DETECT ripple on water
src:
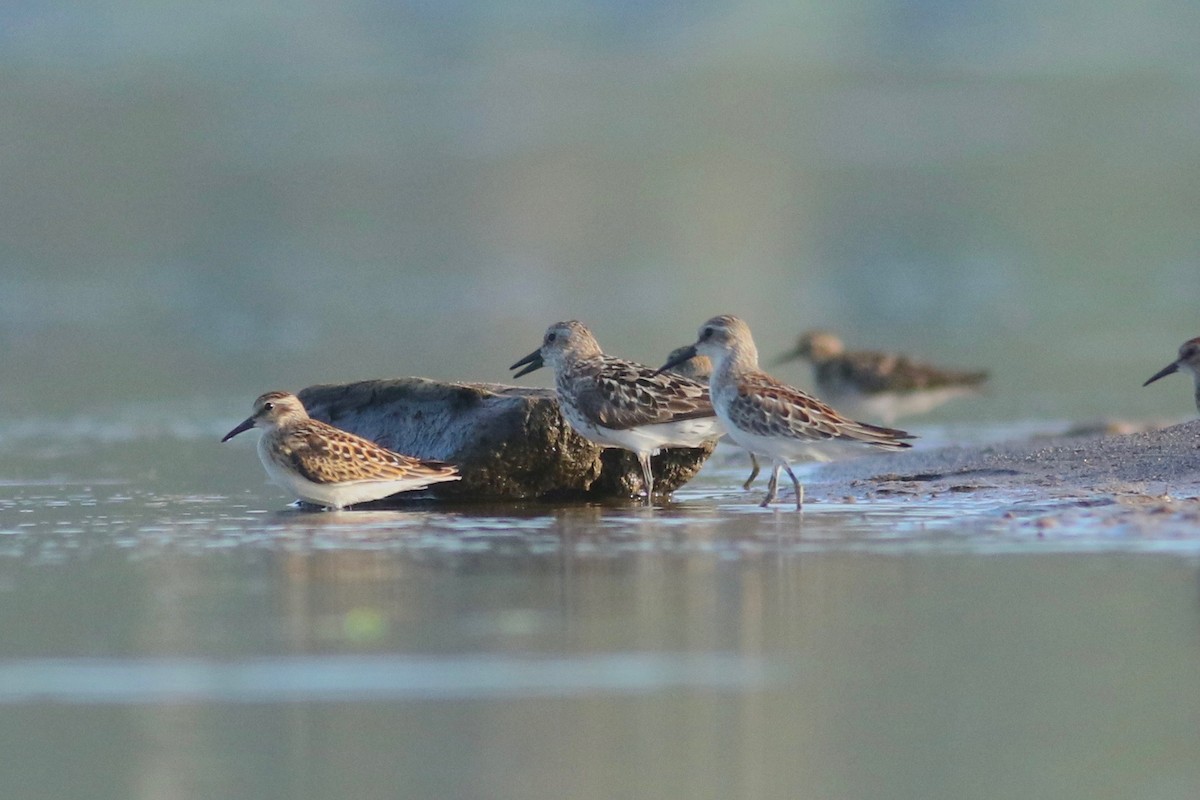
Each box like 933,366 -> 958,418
0,653 -> 782,705
3,416 -> 1200,560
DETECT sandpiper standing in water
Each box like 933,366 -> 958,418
659,316 -> 914,510
663,344 -> 762,491
773,330 -> 988,424
510,321 -> 723,503
1143,337 -> 1200,412
222,391 -> 460,509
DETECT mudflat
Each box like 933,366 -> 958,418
805,419 -> 1200,533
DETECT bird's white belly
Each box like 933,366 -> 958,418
714,405 -> 858,464
257,438 -> 450,509
596,417 -> 724,453
718,424 -> 837,463
559,401 -> 723,454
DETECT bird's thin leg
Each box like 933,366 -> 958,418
638,452 -> 654,505
761,464 -> 781,507
782,463 -> 803,510
742,453 -> 761,491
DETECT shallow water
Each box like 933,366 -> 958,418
2,416 -> 1199,800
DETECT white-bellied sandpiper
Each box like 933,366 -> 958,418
663,344 -> 762,491
660,316 -> 914,510
511,321 -> 723,503
774,330 -> 988,424
222,391 -> 460,509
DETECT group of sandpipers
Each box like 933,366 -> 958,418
221,314 -> 1200,513
223,314 -> 999,511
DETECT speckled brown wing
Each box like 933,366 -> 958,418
728,373 -> 913,448
565,355 -> 715,430
823,351 -> 988,394
277,422 -> 459,484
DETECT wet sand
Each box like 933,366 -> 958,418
806,419 -> 1200,533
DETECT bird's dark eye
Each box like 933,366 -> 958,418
546,332 -> 557,343
263,402 -> 275,411
702,327 -> 713,339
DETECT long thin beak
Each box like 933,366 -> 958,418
769,346 -> 803,368
221,416 -> 256,442
654,344 -> 698,376
1143,361 -> 1180,387
510,349 -> 545,378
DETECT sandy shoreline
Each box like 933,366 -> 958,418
804,419 -> 1200,533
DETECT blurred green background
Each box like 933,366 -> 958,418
2,1 -> 1198,420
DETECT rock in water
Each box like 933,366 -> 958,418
297,378 -> 714,501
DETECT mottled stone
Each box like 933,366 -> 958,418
297,378 -> 714,501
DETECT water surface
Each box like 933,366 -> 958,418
1,417 -> 1198,799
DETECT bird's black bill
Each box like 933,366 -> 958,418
510,349 -> 545,378
654,344 -> 698,376
1143,361 -> 1179,387
221,416 -> 255,442
768,347 -> 802,369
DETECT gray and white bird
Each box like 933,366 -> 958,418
660,316 -> 914,510
774,330 -> 988,425
662,344 -> 762,491
511,321 -> 723,503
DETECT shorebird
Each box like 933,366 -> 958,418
663,344 -> 762,491
222,391 -> 460,509
510,321 -> 723,503
661,345 -> 712,383
773,330 -> 988,424
1143,337 -> 1200,412
659,315 -> 914,510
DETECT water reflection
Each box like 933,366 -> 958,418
2,455 -> 1198,563
0,653 -> 777,704
2,414 -> 1200,798
1,524 -> 1198,800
